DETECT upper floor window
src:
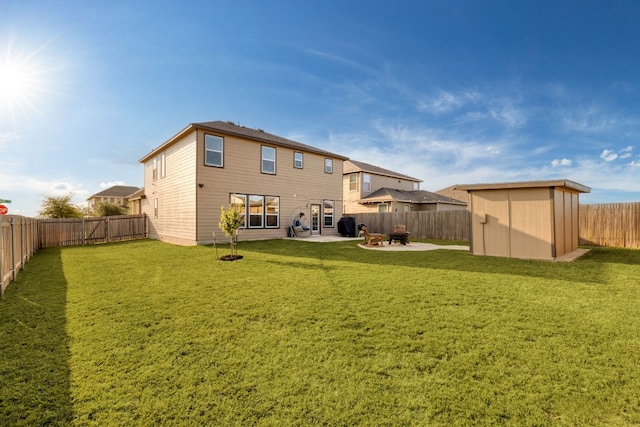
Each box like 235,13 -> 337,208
262,146 -> 276,174
205,135 -> 224,167
160,152 -> 166,178
294,152 -> 303,169
152,158 -> 158,181
349,174 -> 357,191
324,158 -> 333,174
363,174 -> 371,192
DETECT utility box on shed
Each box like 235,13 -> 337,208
455,180 -> 590,261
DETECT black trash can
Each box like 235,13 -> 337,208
338,217 -> 356,237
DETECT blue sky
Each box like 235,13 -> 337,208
2,1 -> 640,216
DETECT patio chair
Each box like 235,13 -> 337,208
292,213 -> 310,237
361,225 -> 385,247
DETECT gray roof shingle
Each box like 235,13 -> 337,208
360,187 -> 466,205
88,185 -> 141,200
344,160 -> 421,182
140,121 -> 348,162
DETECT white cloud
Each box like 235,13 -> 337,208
417,90 -> 483,114
620,146 -> 634,159
600,149 -> 618,162
100,181 -> 126,188
630,161 -> 640,168
551,158 -> 572,167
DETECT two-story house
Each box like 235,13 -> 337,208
138,121 -> 348,245
87,185 -> 141,212
343,160 -> 466,214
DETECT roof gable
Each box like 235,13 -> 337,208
344,160 -> 422,182
140,120 -> 348,162
360,187 -> 466,205
88,185 -> 141,200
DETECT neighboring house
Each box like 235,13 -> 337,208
87,185 -> 141,212
343,160 -> 465,213
127,188 -> 146,214
138,121 -> 348,245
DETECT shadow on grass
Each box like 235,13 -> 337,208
243,240 -> 626,285
0,248 -> 73,425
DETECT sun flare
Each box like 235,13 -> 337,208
0,58 -> 38,105
0,40 -> 58,121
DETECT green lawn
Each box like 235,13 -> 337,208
1,239 -> 640,426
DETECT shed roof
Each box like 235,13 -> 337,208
360,187 -> 466,205
454,179 -> 591,194
344,160 -> 422,182
88,185 -> 141,200
140,120 -> 348,162
435,185 -> 469,203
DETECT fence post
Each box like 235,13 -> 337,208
0,219 -> 4,299
10,217 -> 15,284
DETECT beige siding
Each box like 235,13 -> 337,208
467,184 -> 585,260
142,131 -> 198,245
554,189 -> 580,256
343,171 -> 417,212
509,188 -> 553,260
469,190 -> 510,257
195,130 -> 344,243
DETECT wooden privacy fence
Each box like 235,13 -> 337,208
38,214 -> 148,248
0,216 -> 39,296
579,202 -> 640,248
353,210 -> 470,241
1,214 -> 147,293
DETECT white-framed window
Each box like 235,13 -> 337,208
249,195 -> 264,228
363,174 -> 371,192
154,198 -> 159,218
230,194 -> 280,229
378,203 -> 388,213
160,152 -> 166,178
230,194 -> 247,228
294,152 -> 303,169
413,182 -> 419,190
324,158 -> 333,174
265,196 -> 279,228
205,134 -> 224,167
323,200 -> 334,227
262,146 -> 276,174
152,158 -> 158,181
349,174 -> 357,191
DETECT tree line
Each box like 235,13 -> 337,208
39,194 -> 129,218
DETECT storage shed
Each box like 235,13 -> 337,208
455,180 -> 591,261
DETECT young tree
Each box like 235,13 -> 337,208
93,202 -> 127,217
218,205 -> 243,259
38,194 -> 83,218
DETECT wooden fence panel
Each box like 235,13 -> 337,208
1,216 -> 39,296
37,215 -> 147,248
580,202 -> 640,248
352,210 -> 470,241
